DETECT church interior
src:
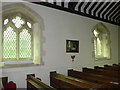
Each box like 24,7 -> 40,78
0,0 -> 120,89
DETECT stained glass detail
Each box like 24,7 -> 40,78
3,26 -> 16,58
20,29 -> 31,58
4,19 -> 9,25
12,16 -> 25,28
27,22 -> 32,28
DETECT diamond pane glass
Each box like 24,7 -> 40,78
4,19 -> 9,25
20,29 -> 32,58
27,22 -> 32,28
12,16 -> 25,28
3,26 -> 16,58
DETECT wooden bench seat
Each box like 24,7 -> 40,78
50,71 -> 118,89
27,74 -> 56,90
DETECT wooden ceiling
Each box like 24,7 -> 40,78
28,0 -> 120,25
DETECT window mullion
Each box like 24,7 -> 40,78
16,29 -> 19,60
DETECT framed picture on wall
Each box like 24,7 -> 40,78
66,40 -> 79,53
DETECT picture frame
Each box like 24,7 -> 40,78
66,40 -> 79,53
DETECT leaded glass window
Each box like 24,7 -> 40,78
3,26 -> 17,59
93,23 -> 111,60
19,29 -> 32,58
2,14 -> 33,61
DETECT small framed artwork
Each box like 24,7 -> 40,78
66,40 -> 79,53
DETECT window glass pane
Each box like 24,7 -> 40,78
4,19 -> 9,25
97,38 -> 101,56
3,26 -> 17,58
19,29 -> 32,58
12,16 -> 25,28
93,23 -> 111,60
27,22 -> 32,28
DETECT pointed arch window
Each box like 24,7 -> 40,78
93,23 -> 111,60
3,14 -> 33,61
0,3 -> 42,67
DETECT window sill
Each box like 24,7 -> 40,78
1,61 -> 40,68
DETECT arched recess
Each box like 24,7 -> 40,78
93,23 -> 111,60
0,3 -> 44,66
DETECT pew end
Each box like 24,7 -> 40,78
82,67 -> 88,72
104,65 -> 109,67
2,77 -> 8,86
50,71 -> 57,75
94,66 -> 99,69
113,64 -> 117,66
1,77 -> 16,89
27,74 -> 35,79
68,69 -> 74,75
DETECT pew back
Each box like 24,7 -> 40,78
83,67 -> 119,78
68,69 -> 120,87
50,71 -> 117,89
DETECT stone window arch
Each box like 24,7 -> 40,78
93,23 -> 111,60
0,3 -> 43,66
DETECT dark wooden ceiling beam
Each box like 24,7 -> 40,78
109,5 -> 120,21
68,1 -> 79,10
53,0 -> 56,5
117,17 -> 120,24
106,2 -> 119,20
115,14 -> 120,23
112,10 -> 120,23
78,2 -> 84,12
84,2 -> 92,14
102,2 -> 115,19
61,2 -> 64,7
89,2 -> 98,15
97,2 -> 110,18
93,2 -> 104,16
31,2 -> 119,25
61,0 -> 65,7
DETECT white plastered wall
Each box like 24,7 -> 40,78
1,1 -> 119,88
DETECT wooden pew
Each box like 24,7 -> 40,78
94,66 -> 119,71
113,64 -> 117,66
104,64 -> 120,67
1,77 -> 16,89
2,77 -> 8,86
0,77 -> 8,89
83,67 -> 120,79
50,71 -> 118,89
68,69 -> 120,87
27,74 -> 56,90
104,65 -> 120,71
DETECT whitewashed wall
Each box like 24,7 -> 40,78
1,1 -> 119,88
